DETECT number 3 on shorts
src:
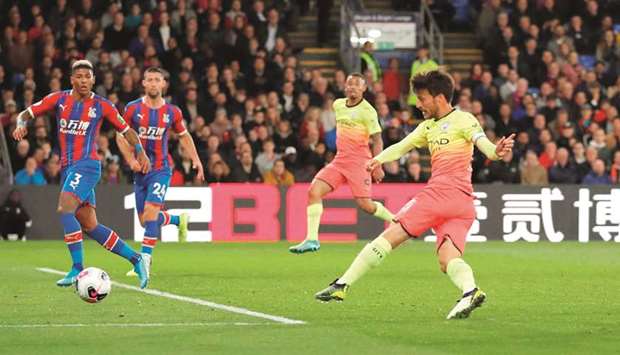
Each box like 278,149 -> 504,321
153,182 -> 167,201
69,173 -> 82,190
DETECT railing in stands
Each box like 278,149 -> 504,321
0,122 -> 14,186
419,1 -> 444,65
340,0 -> 363,73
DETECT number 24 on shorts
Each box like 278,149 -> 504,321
153,183 -> 167,200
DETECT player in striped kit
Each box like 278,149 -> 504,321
12,60 -> 151,288
117,67 -> 204,278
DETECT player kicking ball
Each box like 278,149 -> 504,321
117,67 -> 204,278
289,73 -> 394,254
315,71 -> 515,319
12,60 -> 151,288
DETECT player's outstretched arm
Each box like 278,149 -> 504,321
12,109 -> 34,141
179,133 -> 204,182
115,133 -> 141,172
366,128 -> 426,172
474,133 -> 515,160
123,128 -> 151,174
12,92 -> 60,141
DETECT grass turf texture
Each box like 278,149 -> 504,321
0,241 -> 618,355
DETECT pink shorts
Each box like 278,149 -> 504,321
314,160 -> 371,198
394,186 -> 475,253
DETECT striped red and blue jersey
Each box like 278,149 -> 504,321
28,90 -> 129,167
123,97 -> 188,171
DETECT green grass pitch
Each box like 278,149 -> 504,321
1,240 -> 619,354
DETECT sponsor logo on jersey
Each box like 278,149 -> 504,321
139,126 -> 165,140
59,119 -> 90,135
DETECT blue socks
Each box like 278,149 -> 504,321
87,224 -> 141,265
61,213 -> 83,271
158,211 -> 180,226
142,220 -> 160,255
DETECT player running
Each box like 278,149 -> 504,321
289,73 -> 394,254
314,70 -> 515,319
117,67 -> 204,278
12,60 -> 151,288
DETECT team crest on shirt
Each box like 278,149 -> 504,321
163,113 -> 170,123
88,107 -> 97,118
440,122 -> 449,132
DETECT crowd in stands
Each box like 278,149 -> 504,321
0,0 -> 619,187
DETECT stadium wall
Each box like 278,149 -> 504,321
15,184 -> 620,243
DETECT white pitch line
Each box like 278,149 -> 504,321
36,267 -> 306,325
0,322 -> 272,329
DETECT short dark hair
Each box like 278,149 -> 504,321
411,70 -> 454,102
144,66 -> 168,80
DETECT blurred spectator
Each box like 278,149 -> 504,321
207,159 -> 231,184
360,41 -> 382,83
104,11 -> 130,51
10,139 -> 30,173
263,159 -> 295,186
583,158 -> 612,185
520,150 -> 549,185
255,140 -> 280,174
407,46 -> 439,110
101,156 -> 123,184
477,0 -> 502,45
0,190 -> 31,241
539,141 -> 557,170
15,157 -> 46,185
7,31 -> 34,74
488,151 -> 520,183
43,155 -> 61,185
549,147 -> 578,183
231,151 -> 262,182
405,160 -> 428,183
573,142 -> 590,181
609,150 -> 620,183
382,161 -> 405,182
589,128 -> 612,163
382,58 -> 405,109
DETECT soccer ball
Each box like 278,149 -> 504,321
75,267 -> 112,303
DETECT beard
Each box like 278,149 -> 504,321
147,91 -> 161,99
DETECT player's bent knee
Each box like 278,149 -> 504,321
76,211 -> 97,232
80,220 -> 98,232
308,186 -> 323,202
142,203 -> 161,221
58,193 -> 79,214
